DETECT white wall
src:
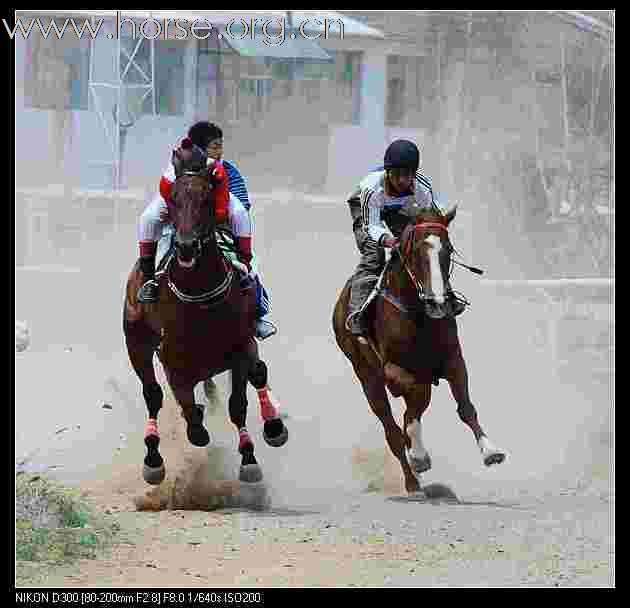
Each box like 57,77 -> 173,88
326,125 -> 429,196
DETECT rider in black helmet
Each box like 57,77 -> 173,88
345,139 -> 466,339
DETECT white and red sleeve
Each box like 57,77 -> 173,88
159,163 -> 176,211
228,194 -> 253,267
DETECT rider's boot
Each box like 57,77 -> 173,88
138,255 -> 160,303
346,277 -> 373,343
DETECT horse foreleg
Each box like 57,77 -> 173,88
230,354 -> 263,483
402,381 -> 433,477
359,372 -> 420,494
445,358 -> 506,467
124,319 -> 165,485
246,340 -> 288,448
171,382 -> 210,447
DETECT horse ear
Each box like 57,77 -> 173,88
444,202 -> 458,225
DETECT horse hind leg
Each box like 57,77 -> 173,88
248,358 -> 288,448
230,355 -> 263,483
446,359 -> 507,467
123,318 -> 165,485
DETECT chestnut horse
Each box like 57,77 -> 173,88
123,151 -> 288,486
333,203 -> 506,495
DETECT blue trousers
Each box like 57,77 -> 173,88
255,275 -> 270,319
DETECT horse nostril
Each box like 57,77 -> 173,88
425,300 -> 446,319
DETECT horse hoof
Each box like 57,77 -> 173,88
405,490 -> 428,502
239,464 -> 263,483
187,425 -> 210,447
143,463 -> 165,485
407,449 -> 432,474
263,419 -> 288,447
484,451 -> 506,467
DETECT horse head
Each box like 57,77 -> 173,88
170,143 -> 216,269
399,202 -> 457,319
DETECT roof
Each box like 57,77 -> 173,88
343,10 -> 613,40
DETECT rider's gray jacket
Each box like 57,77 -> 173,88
347,170 -> 446,245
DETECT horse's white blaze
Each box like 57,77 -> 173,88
425,234 -> 445,304
407,419 -> 428,459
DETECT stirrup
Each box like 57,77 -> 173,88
256,319 -> 277,340
138,279 -> 159,303
448,292 -> 467,317
346,310 -> 368,337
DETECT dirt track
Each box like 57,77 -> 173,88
15,202 -> 614,588
17,367 -> 614,588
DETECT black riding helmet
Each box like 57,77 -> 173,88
384,139 -> 420,173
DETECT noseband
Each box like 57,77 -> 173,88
398,221 -> 452,301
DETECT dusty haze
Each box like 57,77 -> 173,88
14,11 -> 613,515
14,166 -> 613,509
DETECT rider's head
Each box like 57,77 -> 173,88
188,121 -> 224,160
384,139 -> 420,196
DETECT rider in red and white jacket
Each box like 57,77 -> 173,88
136,122 -> 276,340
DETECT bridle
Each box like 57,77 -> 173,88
166,171 -> 235,306
396,221 -> 453,302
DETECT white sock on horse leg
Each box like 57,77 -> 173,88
407,419 -> 428,459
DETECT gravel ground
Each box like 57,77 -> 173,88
20,376 -> 613,589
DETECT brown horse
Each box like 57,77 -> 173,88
333,203 -> 506,495
123,151 -> 288,486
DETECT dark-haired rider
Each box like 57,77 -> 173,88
136,121 -> 276,340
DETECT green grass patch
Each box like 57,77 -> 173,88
15,473 -> 120,586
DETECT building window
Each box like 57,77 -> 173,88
386,55 -> 436,129
334,50 -> 362,125
154,41 -> 186,115
196,37 -> 241,123
24,34 -> 90,110
194,40 -> 359,126
120,37 -> 186,117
